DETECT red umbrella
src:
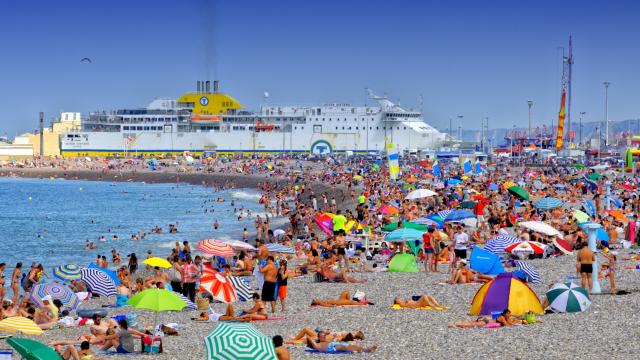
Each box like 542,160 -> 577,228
553,238 -> 573,255
505,241 -> 547,255
197,239 -> 234,257
199,265 -> 238,303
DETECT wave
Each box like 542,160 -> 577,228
230,190 -> 262,201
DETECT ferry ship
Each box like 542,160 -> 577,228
61,81 -> 449,157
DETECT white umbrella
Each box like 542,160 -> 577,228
223,240 -> 256,252
405,189 -> 437,200
519,221 -> 562,237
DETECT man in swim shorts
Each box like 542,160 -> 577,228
260,256 -> 278,313
577,243 -> 595,293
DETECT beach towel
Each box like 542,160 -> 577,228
390,304 -> 448,311
310,303 -> 370,308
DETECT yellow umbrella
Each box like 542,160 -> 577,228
143,257 -> 172,269
503,181 -> 516,189
353,175 -> 363,180
0,316 -> 43,335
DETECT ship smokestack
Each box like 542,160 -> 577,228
213,80 -> 219,93
196,81 -> 201,93
205,81 -> 210,93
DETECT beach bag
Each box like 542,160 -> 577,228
353,290 -> 366,301
525,312 -> 537,324
196,297 -> 210,310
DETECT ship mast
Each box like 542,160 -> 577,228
565,36 -> 573,147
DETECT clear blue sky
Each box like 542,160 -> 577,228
1,0 -> 638,137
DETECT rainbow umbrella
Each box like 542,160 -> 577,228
314,213 -> 334,236
52,264 -> 81,282
469,273 -> 543,316
30,282 -> 79,310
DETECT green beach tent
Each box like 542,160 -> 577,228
387,253 -> 419,272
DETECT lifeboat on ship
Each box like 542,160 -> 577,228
255,120 -> 275,132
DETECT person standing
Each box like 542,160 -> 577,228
277,260 -> 289,312
181,255 -> 200,302
260,256 -> 278,313
453,226 -> 469,264
253,239 -> 269,290
11,263 -> 21,305
577,243 -> 595,293
168,256 -> 183,294
422,229 -> 434,273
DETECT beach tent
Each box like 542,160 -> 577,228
387,253 -> 419,273
381,221 -> 428,232
469,247 -> 505,275
469,273 -> 543,316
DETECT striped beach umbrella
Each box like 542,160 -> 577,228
80,268 -> 116,297
0,316 -> 43,335
198,239 -> 235,257
30,282 -> 80,310
505,241 -> 547,256
223,240 -> 256,252
519,221 -> 562,237
437,210 -> 453,220
87,264 -> 120,285
484,234 -> 520,254
546,282 -> 591,313
228,276 -> 253,302
173,291 -> 196,310
534,197 -> 562,210
514,261 -> 542,284
53,264 -> 81,282
205,322 -> 277,360
265,243 -> 295,254
200,265 -> 237,303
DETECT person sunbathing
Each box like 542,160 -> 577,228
317,265 -> 366,283
311,290 -> 371,307
193,303 -> 249,322
496,309 -> 526,326
393,295 -> 443,309
449,262 -> 493,284
448,317 -> 490,328
238,293 -> 269,320
286,327 -> 365,344
306,331 -> 377,354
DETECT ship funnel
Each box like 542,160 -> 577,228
205,81 -> 211,93
197,81 -> 201,93
213,80 -> 219,93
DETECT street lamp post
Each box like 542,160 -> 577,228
579,111 -> 585,147
527,100 -> 533,144
511,125 -> 515,165
604,82 -> 610,147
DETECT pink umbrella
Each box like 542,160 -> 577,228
197,239 -> 234,257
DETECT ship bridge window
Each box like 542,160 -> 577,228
123,126 -> 129,130
404,127 -> 407,130
144,126 -> 150,131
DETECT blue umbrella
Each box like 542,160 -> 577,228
610,198 -> 623,208
265,243 -> 295,254
484,234 -> 520,254
583,200 -> 596,217
489,183 -> 499,191
413,217 -> 443,229
534,197 -> 563,210
446,178 -> 462,185
469,247 -> 505,275
436,210 -> 452,220
87,263 -> 120,286
385,228 -> 424,242
514,260 -> 542,284
578,222 -> 609,241
444,210 -> 475,222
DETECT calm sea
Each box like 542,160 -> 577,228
0,177 -> 266,278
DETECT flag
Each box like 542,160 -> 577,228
386,141 -> 400,181
463,160 -> 472,174
432,161 -> 441,177
556,89 -> 566,149
474,161 -> 483,175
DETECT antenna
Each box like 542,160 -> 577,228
566,35 -> 573,145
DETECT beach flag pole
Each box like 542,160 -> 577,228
582,222 -> 602,294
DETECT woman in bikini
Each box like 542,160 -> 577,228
286,328 -> 365,344
310,290 -> 367,307
11,262 -> 21,305
448,317 -> 490,328
239,293 -> 269,320
306,331 -> 377,354
393,295 -> 443,309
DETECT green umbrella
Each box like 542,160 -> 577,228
546,282 -> 591,313
587,173 -> 602,180
205,322 -> 277,360
127,289 -> 186,312
381,221 -> 427,232
572,210 -> 590,223
573,164 -> 585,169
6,338 -> 62,360
507,186 -> 530,201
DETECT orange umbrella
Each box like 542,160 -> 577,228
199,265 -> 238,303
606,210 -> 628,223
503,181 -> 516,190
379,204 -> 399,215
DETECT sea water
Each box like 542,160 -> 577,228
0,177 -> 266,275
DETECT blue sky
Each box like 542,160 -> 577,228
1,0 -> 639,137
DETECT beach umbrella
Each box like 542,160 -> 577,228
436,210 -> 452,220
385,228 -> 424,242
546,282 -> 591,313
578,222 -> 609,241
519,221 -> 562,237
502,181 -> 516,190
205,322 -> 277,360
173,291 -> 196,310
590,164 -> 608,171
469,273 -> 543,316
198,239 -> 235,257
87,264 -> 120,285
200,265 -> 238,303
143,257 -> 172,269
127,289 -> 187,312
228,276 -> 253,302
405,188 -> 437,200
514,260 -> 542,284
52,264 -> 81,282
534,197 -> 562,210
6,338 -> 61,360
223,240 -> 256,252
413,217 -> 443,228
505,241 -> 547,256
446,178 -> 462,185
583,200 -> 596,217
265,243 -> 295,254
489,183 -> 499,191
382,221 -> 427,232
379,204 -> 399,215
30,282 -> 79,310
574,164 -> 585,169
572,210 -> 590,223
80,268 -> 116,297
444,209 -> 475,221
553,237 -> 574,255
605,210 -> 628,223
0,317 -> 43,335
352,175 -> 363,180
469,247 -> 505,275
507,186 -> 530,201
484,234 -> 520,254
314,213 -> 334,236
587,173 -> 602,181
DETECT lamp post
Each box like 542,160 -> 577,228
457,115 -> 463,163
604,82 -> 610,147
511,125 -> 515,165
527,100 -> 533,144
579,111 -> 585,147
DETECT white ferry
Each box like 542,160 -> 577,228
61,81 -> 448,157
